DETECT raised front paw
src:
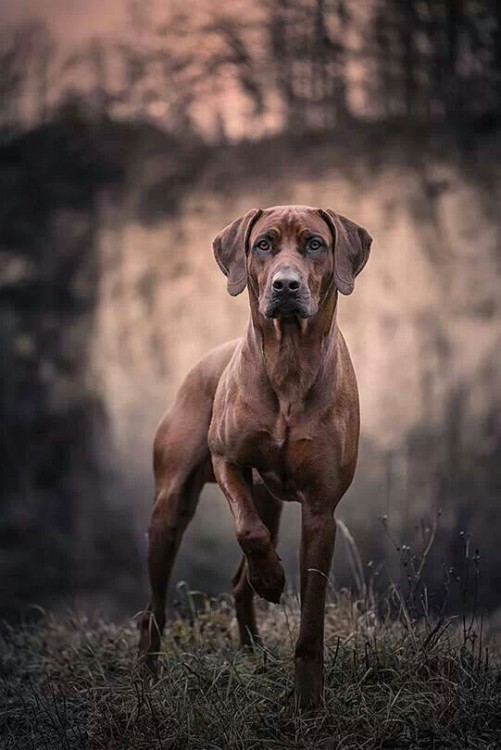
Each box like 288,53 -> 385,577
247,549 -> 285,603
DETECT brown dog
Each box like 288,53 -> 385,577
139,205 -> 372,708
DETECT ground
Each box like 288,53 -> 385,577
1,584 -> 501,750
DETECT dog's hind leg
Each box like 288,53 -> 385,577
138,340 -> 238,669
138,462 -> 207,668
138,461 -> 208,668
138,392 -> 213,669
233,479 -> 283,647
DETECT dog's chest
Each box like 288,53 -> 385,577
221,405 -> 315,488
255,420 -> 321,502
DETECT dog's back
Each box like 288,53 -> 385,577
152,338 -> 239,490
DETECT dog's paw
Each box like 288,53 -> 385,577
138,649 -> 160,678
137,611 -> 164,673
247,551 -> 285,603
294,658 -> 324,711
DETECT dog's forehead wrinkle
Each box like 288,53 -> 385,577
263,204 -> 318,214
253,206 -> 328,243
264,205 -> 317,225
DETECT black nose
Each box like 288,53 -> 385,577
272,271 -> 301,293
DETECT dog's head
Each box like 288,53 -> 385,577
213,205 -> 372,319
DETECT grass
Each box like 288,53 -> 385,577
1,579 -> 501,750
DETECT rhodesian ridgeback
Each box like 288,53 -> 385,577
139,205 -> 372,708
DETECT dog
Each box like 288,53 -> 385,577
139,205 -> 372,708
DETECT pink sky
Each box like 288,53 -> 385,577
0,0 -> 128,42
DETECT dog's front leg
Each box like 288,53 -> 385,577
212,456 -> 285,603
295,502 -> 336,709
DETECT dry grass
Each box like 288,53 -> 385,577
1,581 -> 501,750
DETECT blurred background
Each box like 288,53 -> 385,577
1,0 -> 500,622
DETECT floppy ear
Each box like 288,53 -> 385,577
212,209 -> 263,296
319,209 -> 372,295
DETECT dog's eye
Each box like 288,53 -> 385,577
307,237 -> 324,253
255,239 -> 271,252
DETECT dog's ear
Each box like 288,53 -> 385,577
319,209 -> 372,295
212,209 -> 263,296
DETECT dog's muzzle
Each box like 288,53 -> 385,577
264,269 -> 312,319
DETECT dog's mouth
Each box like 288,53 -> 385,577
263,294 -> 314,319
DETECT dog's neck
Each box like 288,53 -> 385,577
246,290 -> 339,406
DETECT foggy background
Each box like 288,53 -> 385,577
1,0 -> 500,622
